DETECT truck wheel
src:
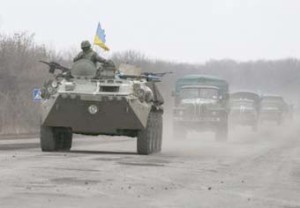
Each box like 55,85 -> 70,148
40,126 -> 72,152
137,111 -> 159,155
215,122 -> 228,142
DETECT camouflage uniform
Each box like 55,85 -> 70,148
73,41 -> 107,65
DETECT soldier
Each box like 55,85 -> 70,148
73,40 -> 108,65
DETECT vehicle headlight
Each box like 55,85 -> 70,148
88,105 -> 98,115
51,81 -> 58,88
137,89 -> 146,102
136,88 -> 145,98
145,91 -> 153,103
47,86 -> 54,94
144,87 -> 154,103
133,85 -> 146,102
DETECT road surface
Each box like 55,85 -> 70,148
0,123 -> 299,208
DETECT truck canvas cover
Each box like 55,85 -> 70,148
175,75 -> 229,94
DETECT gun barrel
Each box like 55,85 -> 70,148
143,71 -> 173,77
39,60 -> 51,66
39,60 -> 70,74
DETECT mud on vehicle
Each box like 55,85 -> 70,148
229,91 -> 260,131
259,95 -> 288,125
172,75 -> 230,141
39,60 -> 165,155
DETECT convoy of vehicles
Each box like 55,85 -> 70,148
171,75 -> 291,141
39,59 -> 291,150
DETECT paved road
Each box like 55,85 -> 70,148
0,123 -> 299,208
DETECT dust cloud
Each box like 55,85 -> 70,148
161,107 -> 299,157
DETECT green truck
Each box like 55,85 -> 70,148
229,91 -> 260,131
259,95 -> 288,125
173,75 -> 230,141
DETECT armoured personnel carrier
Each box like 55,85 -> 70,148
39,60 -> 164,155
173,75 -> 230,141
229,91 -> 260,131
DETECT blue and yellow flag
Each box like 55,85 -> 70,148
94,22 -> 110,51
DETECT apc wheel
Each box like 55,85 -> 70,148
55,127 -> 73,151
40,126 -> 72,152
40,126 -> 56,151
137,111 -> 162,155
155,111 -> 163,153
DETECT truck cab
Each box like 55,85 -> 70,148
259,95 -> 288,125
229,91 -> 260,131
173,75 -> 229,141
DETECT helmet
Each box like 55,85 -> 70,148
81,40 -> 91,49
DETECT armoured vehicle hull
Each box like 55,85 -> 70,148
41,92 -> 150,135
39,60 -> 164,155
173,75 -> 229,141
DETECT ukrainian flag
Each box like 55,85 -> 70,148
94,22 -> 110,51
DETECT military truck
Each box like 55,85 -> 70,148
259,95 -> 288,125
173,75 -> 230,141
229,91 -> 260,131
39,60 -> 164,155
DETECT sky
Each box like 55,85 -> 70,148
0,0 -> 300,63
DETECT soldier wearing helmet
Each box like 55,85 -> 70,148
73,40 -> 108,65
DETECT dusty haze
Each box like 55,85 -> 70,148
0,1 -> 300,207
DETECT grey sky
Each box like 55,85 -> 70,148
0,0 -> 300,63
